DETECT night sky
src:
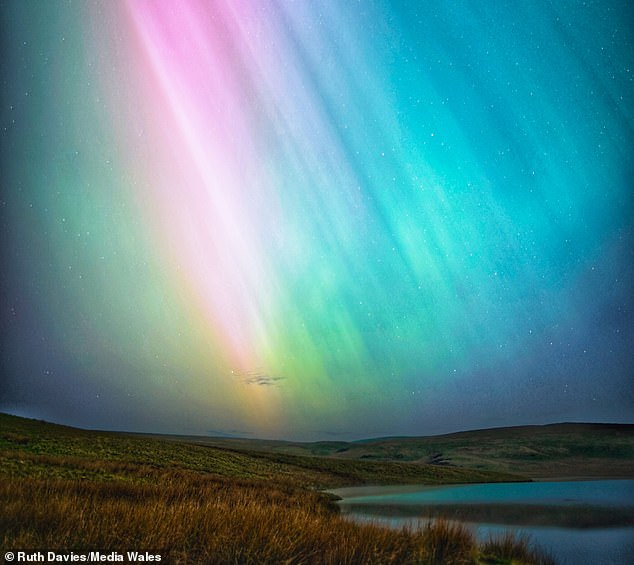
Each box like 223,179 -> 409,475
1,0 -> 633,440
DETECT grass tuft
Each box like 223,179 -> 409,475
480,531 -> 557,565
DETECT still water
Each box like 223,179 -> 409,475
331,480 -> 634,565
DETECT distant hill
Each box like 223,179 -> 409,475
2,412 -> 632,480
164,422 -> 634,480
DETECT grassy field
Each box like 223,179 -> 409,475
0,413 -> 522,487
3,413 -> 612,564
175,422 -> 634,479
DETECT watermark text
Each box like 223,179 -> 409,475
4,552 -> 161,563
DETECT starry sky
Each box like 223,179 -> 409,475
1,0 -> 633,440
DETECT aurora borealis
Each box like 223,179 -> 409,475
1,0 -> 632,439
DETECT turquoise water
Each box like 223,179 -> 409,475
333,480 -> 634,564
336,479 -> 634,507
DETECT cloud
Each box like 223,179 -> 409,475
232,370 -> 285,387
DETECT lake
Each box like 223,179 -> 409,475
330,480 -> 634,565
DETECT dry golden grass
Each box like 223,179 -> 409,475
1,475 -> 554,565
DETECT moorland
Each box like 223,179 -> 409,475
174,422 -> 634,480
2,413 -> 633,564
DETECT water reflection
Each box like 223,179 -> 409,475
331,480 -> 634,564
